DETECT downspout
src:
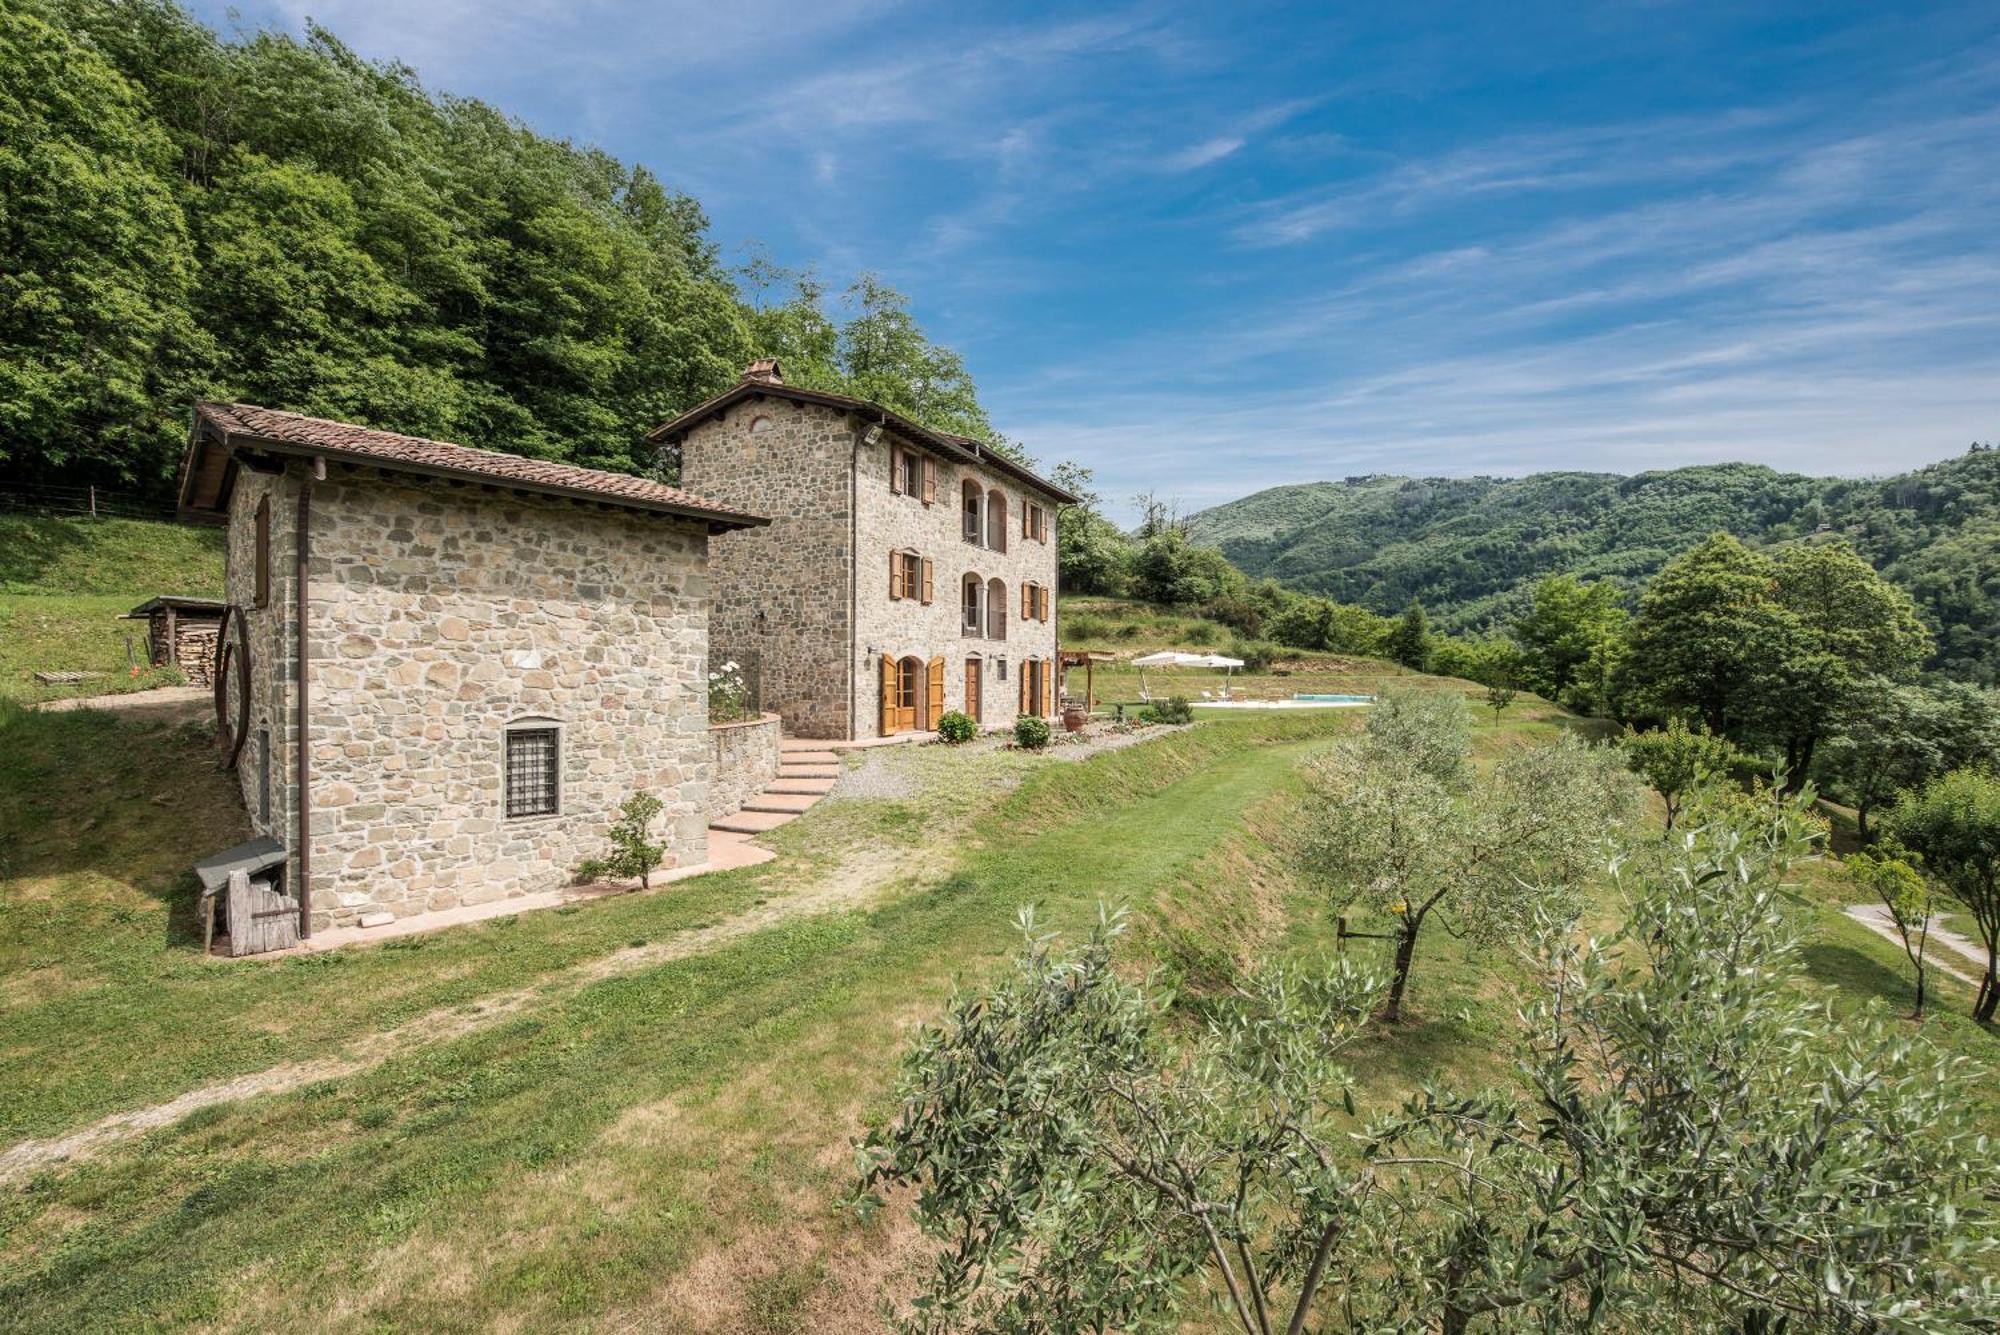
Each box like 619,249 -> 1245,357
295,456 -> 324,936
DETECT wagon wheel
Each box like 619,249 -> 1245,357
211,603 -> 252,771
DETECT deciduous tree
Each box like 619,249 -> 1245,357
1887,768 -> 2000,1023
1621,717 -> 1744,830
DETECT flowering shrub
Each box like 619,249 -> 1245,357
708,660 -> 749,723
936,711 -> 977,745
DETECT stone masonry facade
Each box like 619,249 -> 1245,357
706,712 -> 782,820
679,393 -> 1061,741
227,460 -> 715,931
679,398 -> 854,739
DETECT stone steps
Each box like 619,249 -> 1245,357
710,809 -> 797,834
777,764 -> 840,780
780,749 -> 840,764
744,792 -> 821,814
766,777 -> 837,795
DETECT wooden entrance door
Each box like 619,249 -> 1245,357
965,659 -> 982,723
881,654 -> 918,734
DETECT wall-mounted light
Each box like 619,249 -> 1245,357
861,423 -> 883,448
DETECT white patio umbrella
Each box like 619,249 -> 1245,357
1130,650 -> 1244,697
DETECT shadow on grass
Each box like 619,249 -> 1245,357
1800,940 -> 1922,1014
0,700 -> 244,948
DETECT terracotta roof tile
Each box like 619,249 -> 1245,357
190,403 -> 765,528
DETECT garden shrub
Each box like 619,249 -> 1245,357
936,711 -> 977,744
1142,695 -> 1194,725
1014,715 -> 1053,750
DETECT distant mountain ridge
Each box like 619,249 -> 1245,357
1186,451 -> 2000,682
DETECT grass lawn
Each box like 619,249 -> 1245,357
0,685 -> 1993,1330
0,516 -> 223,703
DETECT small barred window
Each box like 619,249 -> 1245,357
505,726 -> 560,818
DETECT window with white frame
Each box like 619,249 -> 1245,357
962,572 -> 986,635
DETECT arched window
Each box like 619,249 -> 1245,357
987,577 -> 1007,640
987,489 -> 1008,554
962,572 -> 986,636
961,479 -> 984,544
749,414 -> 773,434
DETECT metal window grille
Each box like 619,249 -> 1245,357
505,728 -> 559,818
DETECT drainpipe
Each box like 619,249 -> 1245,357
295,456 -> 324,936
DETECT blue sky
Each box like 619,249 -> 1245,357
187,0 -> 2000,519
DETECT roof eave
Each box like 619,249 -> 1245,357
198,427 -> 767,531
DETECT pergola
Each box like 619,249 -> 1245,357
1058,649 -> 1117,710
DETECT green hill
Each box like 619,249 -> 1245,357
0,516 -> 223,701
1187,450 -> 2000,682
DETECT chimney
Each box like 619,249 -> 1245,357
742,358 -> 784,385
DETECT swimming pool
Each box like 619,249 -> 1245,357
1196,694 -> 1376,711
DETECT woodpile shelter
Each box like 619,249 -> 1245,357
123,595 -> 226,686
175,401 -> 766,950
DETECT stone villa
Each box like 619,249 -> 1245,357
654,359 -> 1077,740
173,368 -> 1069,943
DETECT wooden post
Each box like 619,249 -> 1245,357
88,485 -> 97,518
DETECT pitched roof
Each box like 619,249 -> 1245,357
179,403 -> 768,530
646,378 -> 1080,505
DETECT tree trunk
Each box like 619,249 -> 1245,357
1856,801 -> 1870,844
1977,965 -> 1998,1025
1379,919 -> 1421,1024
1913,961 -> 1926,1019
1792,731 -> 1824,791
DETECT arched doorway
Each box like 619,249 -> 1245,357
964,656 -> 983,723
880,654 -> 943,735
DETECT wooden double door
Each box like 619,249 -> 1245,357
880,654 -> 945,735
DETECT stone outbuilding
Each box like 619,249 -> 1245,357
651,360 -> 1076,740
175,402 -> 767,939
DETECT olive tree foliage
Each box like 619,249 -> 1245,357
1366,789 -> 1997,1331
853,907 -> 1383,1335
1297,691 -> 1638,1022
1886,767 -> 2000,1024
858,797 -> 2000,1332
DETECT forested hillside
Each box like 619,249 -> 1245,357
1189,450 -> 2000,681
0,1 -> 1005,497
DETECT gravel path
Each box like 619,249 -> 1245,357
1843,903 -> 1986,986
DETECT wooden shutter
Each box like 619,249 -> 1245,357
1040,658 -> 1053,716
254,497 -> 271,609
1021,583 -> 1032,620
890,446 -> 904,494
921,456 -> 936,505
1038,586 -> 1050,621
920,557 -> 934,605
881,654 -> 898,734
927,656 -> 945,721
889,551 -> 902,599
1023,501 -> 1031,539
1020,664 -> 1029,715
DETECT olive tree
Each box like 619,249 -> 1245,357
1886,767 -> 2000,1023
859,795 -> 2000,1331
1363,787 -> 1998,1330
1298,691 -> 1637,1022
854,907 -> 1382,1335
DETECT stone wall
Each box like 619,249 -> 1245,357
229,462 -> 716,932
679,398 -> 854,739
224,466 -> 298,853
707,711 -> 782,820
848,423 -> 1062,739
